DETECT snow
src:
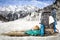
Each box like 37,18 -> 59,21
0,18 -> 60,34
0,21 -> 60,40
0,5 -> 38,12
0,35 -> 60,40
0,19 -> 40,33
0,19 -> 60,40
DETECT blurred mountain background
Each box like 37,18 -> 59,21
0,0 -> 60,22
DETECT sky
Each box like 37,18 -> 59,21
0,0 -> 56,8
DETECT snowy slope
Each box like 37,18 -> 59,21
0,18 -> 60,33
0,19 -> 40,33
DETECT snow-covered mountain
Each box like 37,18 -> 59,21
0,5 -> 40,12
0,5 -> 41,22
